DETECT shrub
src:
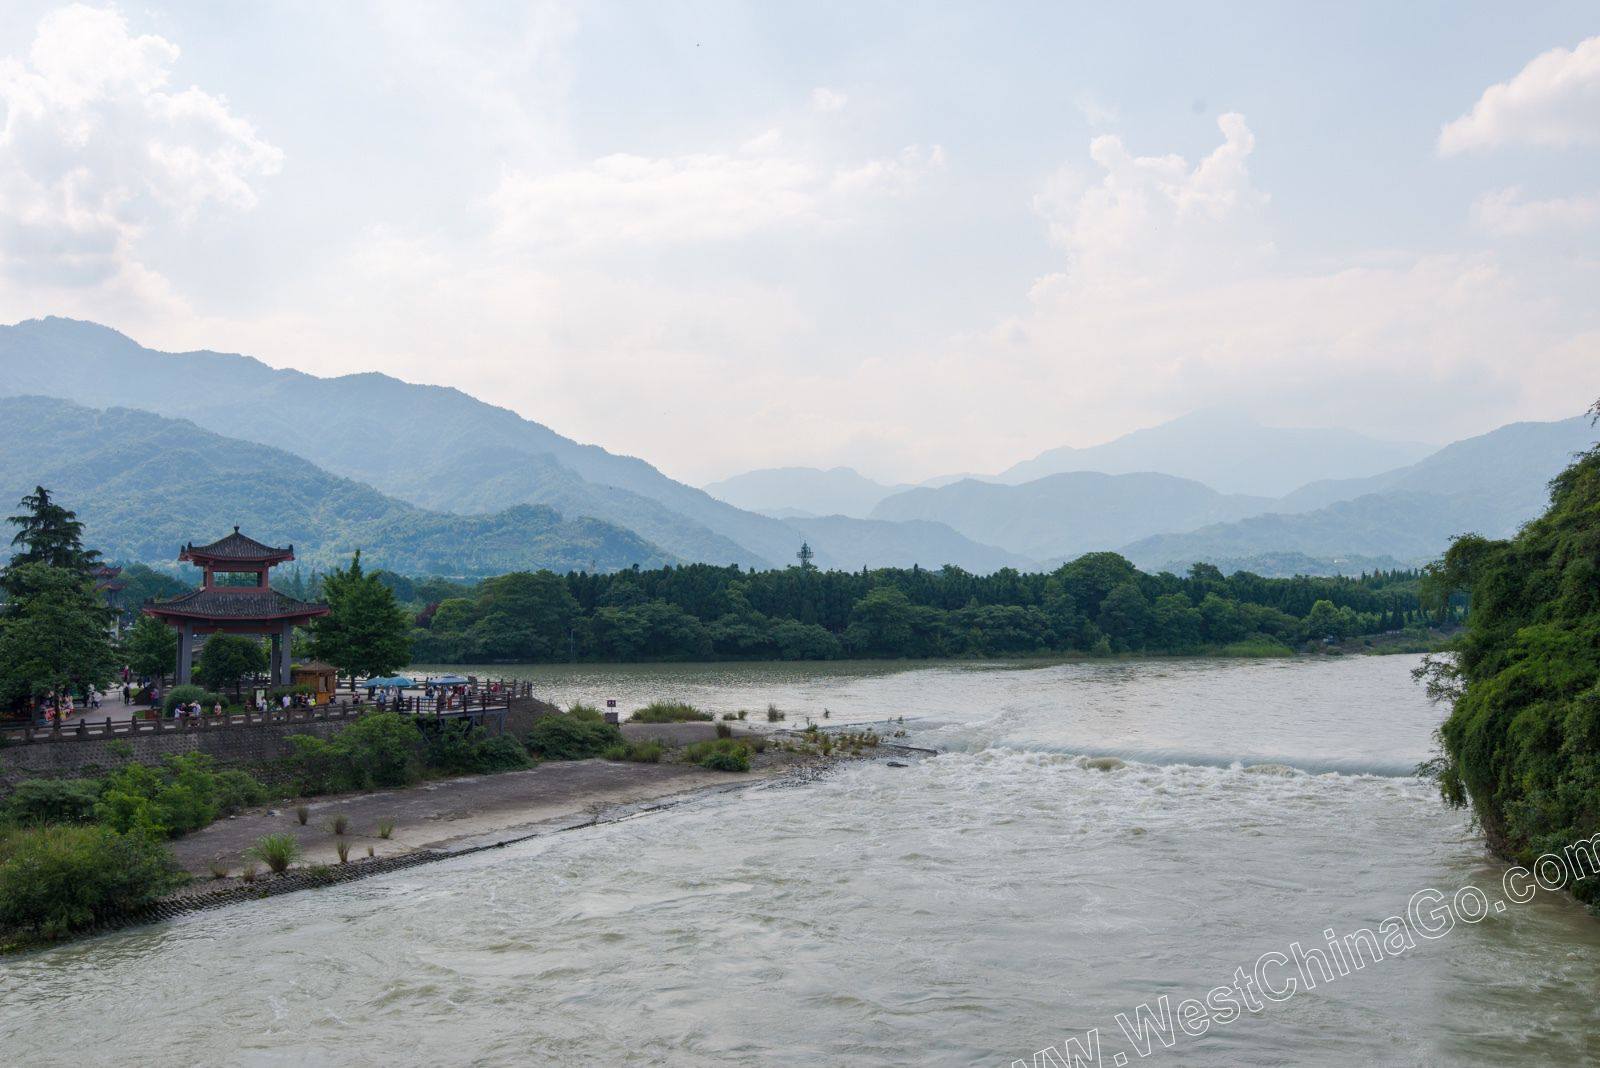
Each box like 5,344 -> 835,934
211,770 -> 268,816
422,720 -> 530,774
629,701 -> 712,724
161,685 -> 207,715
335,839 -> 350,864
331,713 -> 424,788
93,755 -> 265,839
715,722 -> 733,739
600,740 -> 664,763
6,779 -> 102,826
249,833 -> 302,874
377,819 -> 394,840
765,704 -> 785,722
526,713 -> 622,760
209,860 -> 229,880
327,815 -> 350,836
0,825 -> 180,939
295,805 -> 310,825
284,712 -> 425,794
682,738 -> 751,773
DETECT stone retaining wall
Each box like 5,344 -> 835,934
0,717 -> 354,791
0,697 -> 563,792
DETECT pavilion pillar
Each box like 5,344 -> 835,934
176,622 -> 194,686
279,622 -> 295,687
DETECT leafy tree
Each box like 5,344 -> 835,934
310,550 -> 412,685
0,564 -> 118,711
122,614 -> 178,681
194,634 -> 267,700
1303,599 -> 1344,640
1097,582 -> 1152,649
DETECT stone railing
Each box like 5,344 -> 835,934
0,698 -> 515,747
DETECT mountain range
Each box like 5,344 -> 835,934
2,316 -> 1592,579
0,318 -> 1014,574
0,397 -> 666,576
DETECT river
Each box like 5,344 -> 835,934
3,655 -> 1598,1066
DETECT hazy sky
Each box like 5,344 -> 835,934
0,3 -> 1596,484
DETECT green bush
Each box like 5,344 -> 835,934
333,713 -> 424,788
161,684 -> 208,715
629,701 -> 712,724
600,740 -> 664,763
94,754 -> 268,838
284,712 -> 425,794
423,720 -> 530,774
682,738 -> 752,772
0,825 -> 180,939
6,779 -> 102,826
283,734 -> 354,796
526,713 -> 622,760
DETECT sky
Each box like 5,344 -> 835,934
0,2 -> 1596,486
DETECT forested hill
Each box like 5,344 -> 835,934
1429,434 -> 1600,903
0,396 -> 669,576
408,553 -> 1434,663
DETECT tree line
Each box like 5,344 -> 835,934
399,552 -> 1438,664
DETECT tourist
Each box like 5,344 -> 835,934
212,701 -> 223,718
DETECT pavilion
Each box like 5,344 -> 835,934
143,527 -> 329,686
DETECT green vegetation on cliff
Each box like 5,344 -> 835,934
1424,428 -> 1600,901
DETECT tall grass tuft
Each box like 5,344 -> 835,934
335,839 -> 350,864
377,819 -> 395,840
295,805 -> 309,826
327,814 -> 349,836
765,704 -> 785,722
208,860 -> 229,880
249,833 -> 302,874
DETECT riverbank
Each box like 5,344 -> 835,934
166,721 -> 902,882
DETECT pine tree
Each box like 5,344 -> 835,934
6,487 -> 100,574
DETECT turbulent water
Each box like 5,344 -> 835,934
5,656 -> 1600,1066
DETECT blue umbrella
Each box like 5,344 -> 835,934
366,675 -> 414,688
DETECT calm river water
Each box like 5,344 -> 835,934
3,655 -> 1599,1066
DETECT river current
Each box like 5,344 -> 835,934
3,655 -> 1598,1066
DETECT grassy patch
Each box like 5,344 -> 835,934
629,701 -> 713,724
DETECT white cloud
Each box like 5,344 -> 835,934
1473,186 -> 1600,236
810,87 -> 848,112
490,137 -> 943,249
0,4 -> 280,306
1439,35 -> 1600,154
1032,113 -> 1271,289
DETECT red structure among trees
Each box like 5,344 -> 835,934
143,527 -> 328,686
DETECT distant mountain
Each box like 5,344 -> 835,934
1275,416 -> 1596,515
1123,414 -> 1598,571
1119,493 -> 1495,572
869,471 -> 1271,561
0,397 -> 669,576
998,409 -> 1432,497
780,515 -> 1031,573
704,466 -> 910,519
0,318 -> 1013,573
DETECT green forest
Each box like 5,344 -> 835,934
1425,429 -> 1600,903
385,552 -> 1437,664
